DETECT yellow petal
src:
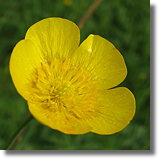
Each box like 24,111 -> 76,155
9,39 -> 42,101
86,87 -> 136,135
72,34 -> 127,90
25,17 -> 80,63
28,102 -> 92,134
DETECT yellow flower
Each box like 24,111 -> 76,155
10,18 -> 136,135
63,0 -> 72,5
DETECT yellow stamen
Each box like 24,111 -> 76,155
30,58 -> 98,119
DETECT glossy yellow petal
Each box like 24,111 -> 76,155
9,39 -> 42,101
28,102 -> 92,134
72,34 -> 127,90
25,18 -> 80,63
86,87 -> 136,135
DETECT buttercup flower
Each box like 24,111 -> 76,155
63,0 -> 72,5
10,18 -> 135,135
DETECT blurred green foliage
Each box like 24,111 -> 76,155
0,0 -> 150,150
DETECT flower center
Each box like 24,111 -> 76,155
30,58 -> 98,119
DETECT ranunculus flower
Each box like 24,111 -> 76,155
10,18 -> 136,135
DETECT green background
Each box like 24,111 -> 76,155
0,0 -> 150,150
